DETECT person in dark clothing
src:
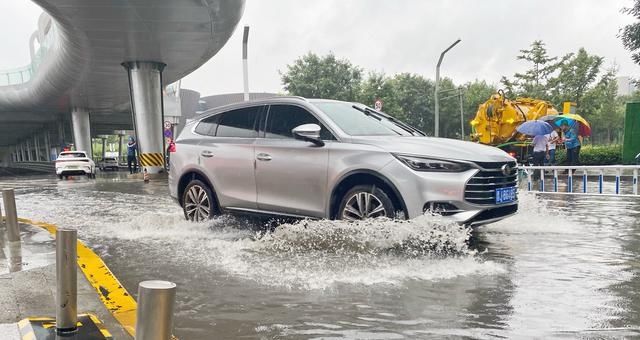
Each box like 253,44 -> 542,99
127,137 -> 138,174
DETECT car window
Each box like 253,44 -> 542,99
265,105 -> 334,140
216,107 -> 260,138
194,114 -> 220,136
59,152 -> 86,158
314,101 -> 413,136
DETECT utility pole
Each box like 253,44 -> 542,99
434,38 -> 461,137
242,26 -> 250,101
459,88 -> 465,140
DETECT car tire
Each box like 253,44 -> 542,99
182,179 -> 218,222
337,184 -> 395,221
58,174 -> 63,180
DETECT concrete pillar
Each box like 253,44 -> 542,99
101,138 -> 106,161
45,130 -> 51,161
118,134 -> 123,165
25,139 -> 32,161
58,119 -> 65,149
123,61 -> 166,174
71,108 -> 91,157
34,134 -> 40,161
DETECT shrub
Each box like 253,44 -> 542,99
554,144 -> 621,165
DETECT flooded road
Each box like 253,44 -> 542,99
2,172 -> 640,339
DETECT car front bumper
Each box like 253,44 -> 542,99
381,160 -> 518,226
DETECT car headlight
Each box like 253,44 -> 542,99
393,154 -> 471,172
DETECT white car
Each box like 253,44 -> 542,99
98,157 -> 120,171
55,151 -> 96,179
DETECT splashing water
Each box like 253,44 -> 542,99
13,186 -> 506,290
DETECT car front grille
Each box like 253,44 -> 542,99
464,161 -> 518,205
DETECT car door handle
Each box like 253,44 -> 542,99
256,153 -> 272,161
200,150 -> 214,158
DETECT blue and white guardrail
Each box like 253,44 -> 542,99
519,165 -> 640,196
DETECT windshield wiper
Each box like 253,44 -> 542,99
352,105 -> 382,121
353,105 -> 425,136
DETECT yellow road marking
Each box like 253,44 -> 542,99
18,218 -> 137,337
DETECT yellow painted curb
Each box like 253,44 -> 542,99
19,218 -> 137,338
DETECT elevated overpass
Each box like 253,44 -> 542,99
0,0 -> 245,173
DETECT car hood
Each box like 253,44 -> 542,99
350,136 -> 515,163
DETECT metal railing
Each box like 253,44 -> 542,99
520,165 -> 640,195
0,24 -> 56,86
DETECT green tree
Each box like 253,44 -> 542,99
501,40 -> 567,99
551,48 -> 603,107
387,73 -> 434,135
620,0 -> 640,65
357,72 -> 402,116
280,52 -> 363,101
581,68 -> 620,144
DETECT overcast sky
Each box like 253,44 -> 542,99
1,0 -> 638,96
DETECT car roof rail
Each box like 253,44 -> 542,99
270,95 -> 308,102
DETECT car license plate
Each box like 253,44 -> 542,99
495,187 -> 517,204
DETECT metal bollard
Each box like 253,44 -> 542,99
7,240 -> 22,273
136,280 -> 176,340
2,189 -> 20,242
56,229 -> 77,334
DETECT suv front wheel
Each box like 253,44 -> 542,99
183,180 -> 217,222
338,185 -> 395,221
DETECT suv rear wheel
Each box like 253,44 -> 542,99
338,185 -> 395,221
182,180 -> 217,222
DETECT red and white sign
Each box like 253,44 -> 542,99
374,99 -> 383,111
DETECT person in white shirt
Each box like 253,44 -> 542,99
531,134 -> 549,180
545,128 -> 560,165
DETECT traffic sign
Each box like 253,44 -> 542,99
374,99 -> 383,111
164,129 -> 172,138
164,121 -> 172,130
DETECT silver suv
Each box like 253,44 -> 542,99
169,97 -> 518,226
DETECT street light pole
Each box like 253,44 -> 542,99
434,38 -> 461,137
242,26 -> 250,101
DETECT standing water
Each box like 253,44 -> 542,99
2,173 -> 640,339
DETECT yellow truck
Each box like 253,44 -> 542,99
470,90 -> 567,161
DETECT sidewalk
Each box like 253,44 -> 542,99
0,223 -> 130,339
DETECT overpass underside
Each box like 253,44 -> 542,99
0,0 -> 245,173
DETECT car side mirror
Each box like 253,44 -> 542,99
292,124 -> 325,147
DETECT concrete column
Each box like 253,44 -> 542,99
101,138 -> 106,161
45,130 -> 51,161
118,134 -> 123,165
25,139 -> 32,161
58,119 -> 65,149
71,108 -> 91,156
34,134 -> 41,161
123,61 -> 166,174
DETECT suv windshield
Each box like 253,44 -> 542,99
313,101 -> 423,136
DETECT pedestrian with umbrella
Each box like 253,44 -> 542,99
560,120 -> 580,166
516,120 -> 554,179
540,113 -> 592,166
